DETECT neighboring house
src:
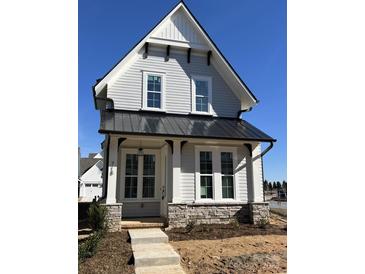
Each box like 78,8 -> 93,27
78,153 -> 103,202
93,1 -> 276,230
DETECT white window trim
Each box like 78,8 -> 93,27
191,75 -> 212,115
194,145 -> 238,202
142,71 -> 166,111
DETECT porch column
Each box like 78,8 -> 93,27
250,143 -> 264,202
172,140 -> 181,203
106,136 -> 118,204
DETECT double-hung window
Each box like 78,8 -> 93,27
195,146 -> 237,201
191,75 -> 212,114
142,155 -> 155,198
143,71 -> 165,111
124,154 -> 138,198
221,152 -> 234,199
199,151 -> 213,199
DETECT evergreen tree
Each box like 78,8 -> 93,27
268,182 -> 273,191
263,180 -> 268,191
283,180 -> 287,191
273,182 -> 277,189
277,181 -> 282,189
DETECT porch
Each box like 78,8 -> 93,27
99,110 -> 275,230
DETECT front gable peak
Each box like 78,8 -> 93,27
94,1 -> 258,110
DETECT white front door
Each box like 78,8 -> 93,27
120,149 -> 161,217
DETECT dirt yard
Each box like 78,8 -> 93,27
79,214 -> 286,274
78,230 -> 134,274
167,213 -> 287,274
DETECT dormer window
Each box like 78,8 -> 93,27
191,75 -> 212,114
142,71 -> 165,111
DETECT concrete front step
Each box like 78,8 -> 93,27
128,228 -> 168,245
133,243 -> 180,267
135,264 -> 185,274
121,219 -> 165,229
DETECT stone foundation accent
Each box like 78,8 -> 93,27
102,203 -> 123,232
168,203 -> 250,228
249,202 -> 270,225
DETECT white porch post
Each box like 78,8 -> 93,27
251,143 -> 264,202
106,136 -> 118,204
172,140 -> 181,203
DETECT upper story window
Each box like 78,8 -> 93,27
142,71 -> 165,111
191,75 -> 212,114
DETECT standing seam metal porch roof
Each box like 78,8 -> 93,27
99,110 -> 276,142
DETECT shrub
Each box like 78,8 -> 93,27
229,217 -> 240,229
259,217 -> 269,229
88,200 -> 108,231
185,219 -> 196,233
78,230 -> 103,262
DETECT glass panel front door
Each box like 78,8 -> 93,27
123,152 -> 157,200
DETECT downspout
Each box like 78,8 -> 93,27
259,141 -> 274,202
100,135 -> 110,201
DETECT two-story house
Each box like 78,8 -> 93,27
92,1 -> 276,230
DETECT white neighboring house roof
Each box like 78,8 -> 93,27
93,151 -> 103,159
79,158 -> 103,183
94,1 -> 258,110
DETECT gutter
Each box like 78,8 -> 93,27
259,141 -> 274,202
92,83 -> 114,110
237,107 -> 253,119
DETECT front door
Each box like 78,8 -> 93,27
120,149 -> 160,217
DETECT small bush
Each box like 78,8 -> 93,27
185,219 -> 196,233
78,230 -> 103,262
259,217 -> 269,229
88,200 -> 107,231
229,217 -> 240,229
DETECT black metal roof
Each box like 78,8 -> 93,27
99,110 -> 275,142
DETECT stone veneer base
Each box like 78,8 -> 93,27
167,202 -> 270,228
249,202 -> 270,225
101,203 -> 123,232
167,202 -> 251,228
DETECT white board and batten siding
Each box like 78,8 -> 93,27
150,9 -> 207,49
107,46 -> 241,118
179,143 -> 250,203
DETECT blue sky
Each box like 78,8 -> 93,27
79,0 -> 287,181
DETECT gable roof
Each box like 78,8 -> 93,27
79,158 -> 101,176
94,0 -> 258,110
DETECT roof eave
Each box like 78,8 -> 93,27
98,129 -> 276,143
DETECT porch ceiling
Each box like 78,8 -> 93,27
99,110 -> 276,142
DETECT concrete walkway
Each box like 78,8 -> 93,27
129,228 -> 185,274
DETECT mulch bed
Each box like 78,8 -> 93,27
166,222 -> 286,242
78,230 -> 134,274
